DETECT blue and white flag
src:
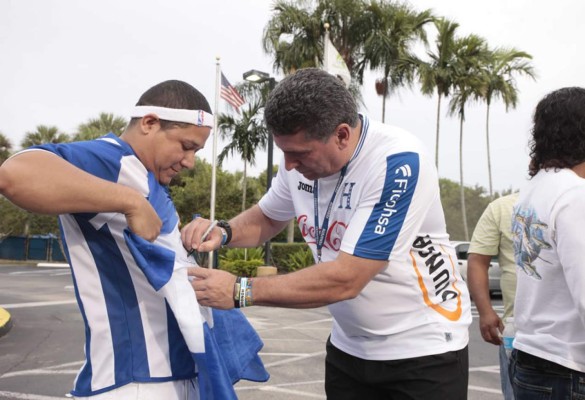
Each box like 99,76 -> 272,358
125,230 -> 269,400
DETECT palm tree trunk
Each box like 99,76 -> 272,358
242,161 -> 247,213
485,104 -> 493,197
242,160 -> 248,261
287,219 -> 294,243
435,94 -> 442,170
459,117 -> 469,241
381,92 -> 387,123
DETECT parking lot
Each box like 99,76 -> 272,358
0,264 -> 504,399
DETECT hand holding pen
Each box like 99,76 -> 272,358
187,220 -> 218,257
181,217 -> 222,255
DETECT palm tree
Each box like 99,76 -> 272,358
262,0 -> 366,79
21,125 -> 69,148
263,1 -> 322,74
74,112 -> 127,141
19,126 -> 69,236
361,1 -> 433,123
448,34 -> 490,241
418,17 -> 460,170
478,48 -> 536,196
0,132 -> 13,165
217,81 -> 269,214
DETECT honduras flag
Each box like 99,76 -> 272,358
124,229 -> 269,399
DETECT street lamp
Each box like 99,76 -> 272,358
243,68 -> 276,266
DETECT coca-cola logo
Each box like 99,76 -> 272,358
297,214 -> 347,251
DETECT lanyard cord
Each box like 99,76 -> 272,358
313,164 -> 348,263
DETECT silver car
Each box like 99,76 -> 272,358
452,241 -> 502,296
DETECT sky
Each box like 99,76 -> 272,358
1,0 -> 584,194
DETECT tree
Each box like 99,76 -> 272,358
262,0 -> 366,79
19,125 -> 69,235
0,132 -> 13,165
439,178 -> 492,241
170,159 -> 264,225
478,48 -> 535,196
74,112 -> 127,141
418,17 -> 460,170
217,81 -> 269,213
361,1 -> 433,122
448,34 -> 490,241
20,125 -> 69,148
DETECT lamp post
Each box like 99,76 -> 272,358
243,69 -> 276,266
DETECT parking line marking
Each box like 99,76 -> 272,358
0,300 -> 76,309
264,351 -> 325,368
258,386 -> 326,398
469,385 -> 503,394
1,369 -> 78,379
0,391 -> 66,399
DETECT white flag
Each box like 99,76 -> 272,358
323,32 -> 351,88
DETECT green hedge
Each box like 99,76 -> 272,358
270,242 -> 312,273
193,242 -> 315,275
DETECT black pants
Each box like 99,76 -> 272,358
325,338 -> 469,400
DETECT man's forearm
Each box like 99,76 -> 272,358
467,253 -> 494,314
245,252 -> 386,308
228,205 -> 288,248
0,151 -> 145,215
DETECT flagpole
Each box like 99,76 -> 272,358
209,57 -> 221,269
322,22 -> 351,88
323,22 -> 330,69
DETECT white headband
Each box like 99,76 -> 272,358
130,106 -> 214,128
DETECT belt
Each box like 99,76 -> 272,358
516,350 -> 574,374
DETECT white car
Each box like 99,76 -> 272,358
452,241 -> 502,296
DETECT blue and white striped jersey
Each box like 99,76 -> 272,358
31,134 -> 270,398
33,134 -> 197,395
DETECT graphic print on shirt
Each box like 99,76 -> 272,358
411,235 -> 464,321
353,152 -> 419,260
512,206 -> 551,280
338,182 -> 356,210
297,177 -> 356,251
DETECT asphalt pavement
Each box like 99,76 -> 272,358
0,264 -> 505,399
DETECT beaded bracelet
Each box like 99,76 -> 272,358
241,278 -> 253,308
233,276 -> 254,308
233,277 -> 242,308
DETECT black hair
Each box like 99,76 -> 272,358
528,87 -> 585,177
129,80 -> 211,130
264,68 -> 358,141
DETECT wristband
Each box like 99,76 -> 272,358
234,276 -> 242,308
235,277 -> 254,308
217,220 -> 232,246
219,227 -> 228,246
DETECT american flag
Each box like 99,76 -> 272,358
220,72 -> 245,113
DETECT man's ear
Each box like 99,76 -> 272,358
139,114 -> 160,134
335,124 -> 351,149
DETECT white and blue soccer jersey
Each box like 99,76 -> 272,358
30,134 -> 268,398
259,115 -> 471,360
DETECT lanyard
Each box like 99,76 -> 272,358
313,164 -> 348,263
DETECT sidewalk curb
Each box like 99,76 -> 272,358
0,307 -> 12,338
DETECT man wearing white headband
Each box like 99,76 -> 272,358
0,80 -> 267,399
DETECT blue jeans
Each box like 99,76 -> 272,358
499,345 -> 514,400
509,349 -> 585,399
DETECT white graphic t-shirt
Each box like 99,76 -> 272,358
259,115 -> 471,360
512,168 -> 585,372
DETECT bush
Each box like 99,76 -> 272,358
271,242 -> 314,273
280,247 -> 314,272
220,247 -> 264,261
219,258 -> 265,277
218,247 -> 265,277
